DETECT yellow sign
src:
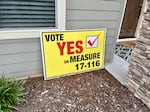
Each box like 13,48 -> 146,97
41,29 -> 106,80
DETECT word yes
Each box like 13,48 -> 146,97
57,41 -> 83,55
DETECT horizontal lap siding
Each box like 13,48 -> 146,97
67,0 -> 121,11
66,21 -> 117,29
0,38 -> 42,77
66,0 -> 125,63
0,39 -> 40,55
0,0 -> 125,78
67,10 -> 119,21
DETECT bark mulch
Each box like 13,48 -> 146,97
15,69 -> 150,112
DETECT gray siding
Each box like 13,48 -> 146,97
66,0 -> 126,63
0,38 -> 42,77
0,0 -> 126,78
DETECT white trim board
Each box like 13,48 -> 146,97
118,0 -> 146,41
116,0 -> 127,41
135,0 -> 147,38
117,38 -> 137,42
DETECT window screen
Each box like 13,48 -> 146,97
0,0 -> 55,28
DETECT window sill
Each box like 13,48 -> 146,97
0,28 -> 59,40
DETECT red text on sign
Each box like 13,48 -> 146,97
57,41 -> 83,55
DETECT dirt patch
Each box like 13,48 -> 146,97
15,70 -> 149,112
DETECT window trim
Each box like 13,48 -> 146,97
0,0 -> 66,40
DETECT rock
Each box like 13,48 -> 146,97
125,77 -> 139,93
41,90 -> 48,96
66,103 -> 72,107
130,56 -> 147,67
130,69 -> 143,79
135,91 -> 150,108
136,42 -> 146,51
147,62 -> 150,69
143,82 -> 150,91
142,75 -> 150,84
146,50 -> 150,54
137,36 -> 150,46
136,63 -> 149,75
132,75 -> 143,85
144,13 -> 150,21
137,53 -> 147,60
127,73 -> 133,79
148,72 -> 150,76
125,1 -> 150,108
147,54 -> 150,59
146,45 -> 150,51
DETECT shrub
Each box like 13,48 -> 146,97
0,73 -> 25,112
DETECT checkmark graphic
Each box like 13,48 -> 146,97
86,35 -> 98,48
87,36 -> 98,47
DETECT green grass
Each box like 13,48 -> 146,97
0,73 -> 25,112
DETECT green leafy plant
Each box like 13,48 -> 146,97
0,73 -> 25,112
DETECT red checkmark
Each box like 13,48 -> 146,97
87,36 -> 98,47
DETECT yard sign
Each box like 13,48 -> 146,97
41,29 -> 106,80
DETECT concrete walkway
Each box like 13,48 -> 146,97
105,54 -> 129,85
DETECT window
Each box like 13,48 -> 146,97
0,0 -> 56,28
0,0 -> 66,39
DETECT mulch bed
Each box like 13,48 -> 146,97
15,69 -> 150,112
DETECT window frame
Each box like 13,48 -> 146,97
0,0 -> 66,40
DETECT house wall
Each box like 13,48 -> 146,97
0,0 -> 126,78
66,0 -> 126,63
0,38 -> 42,77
